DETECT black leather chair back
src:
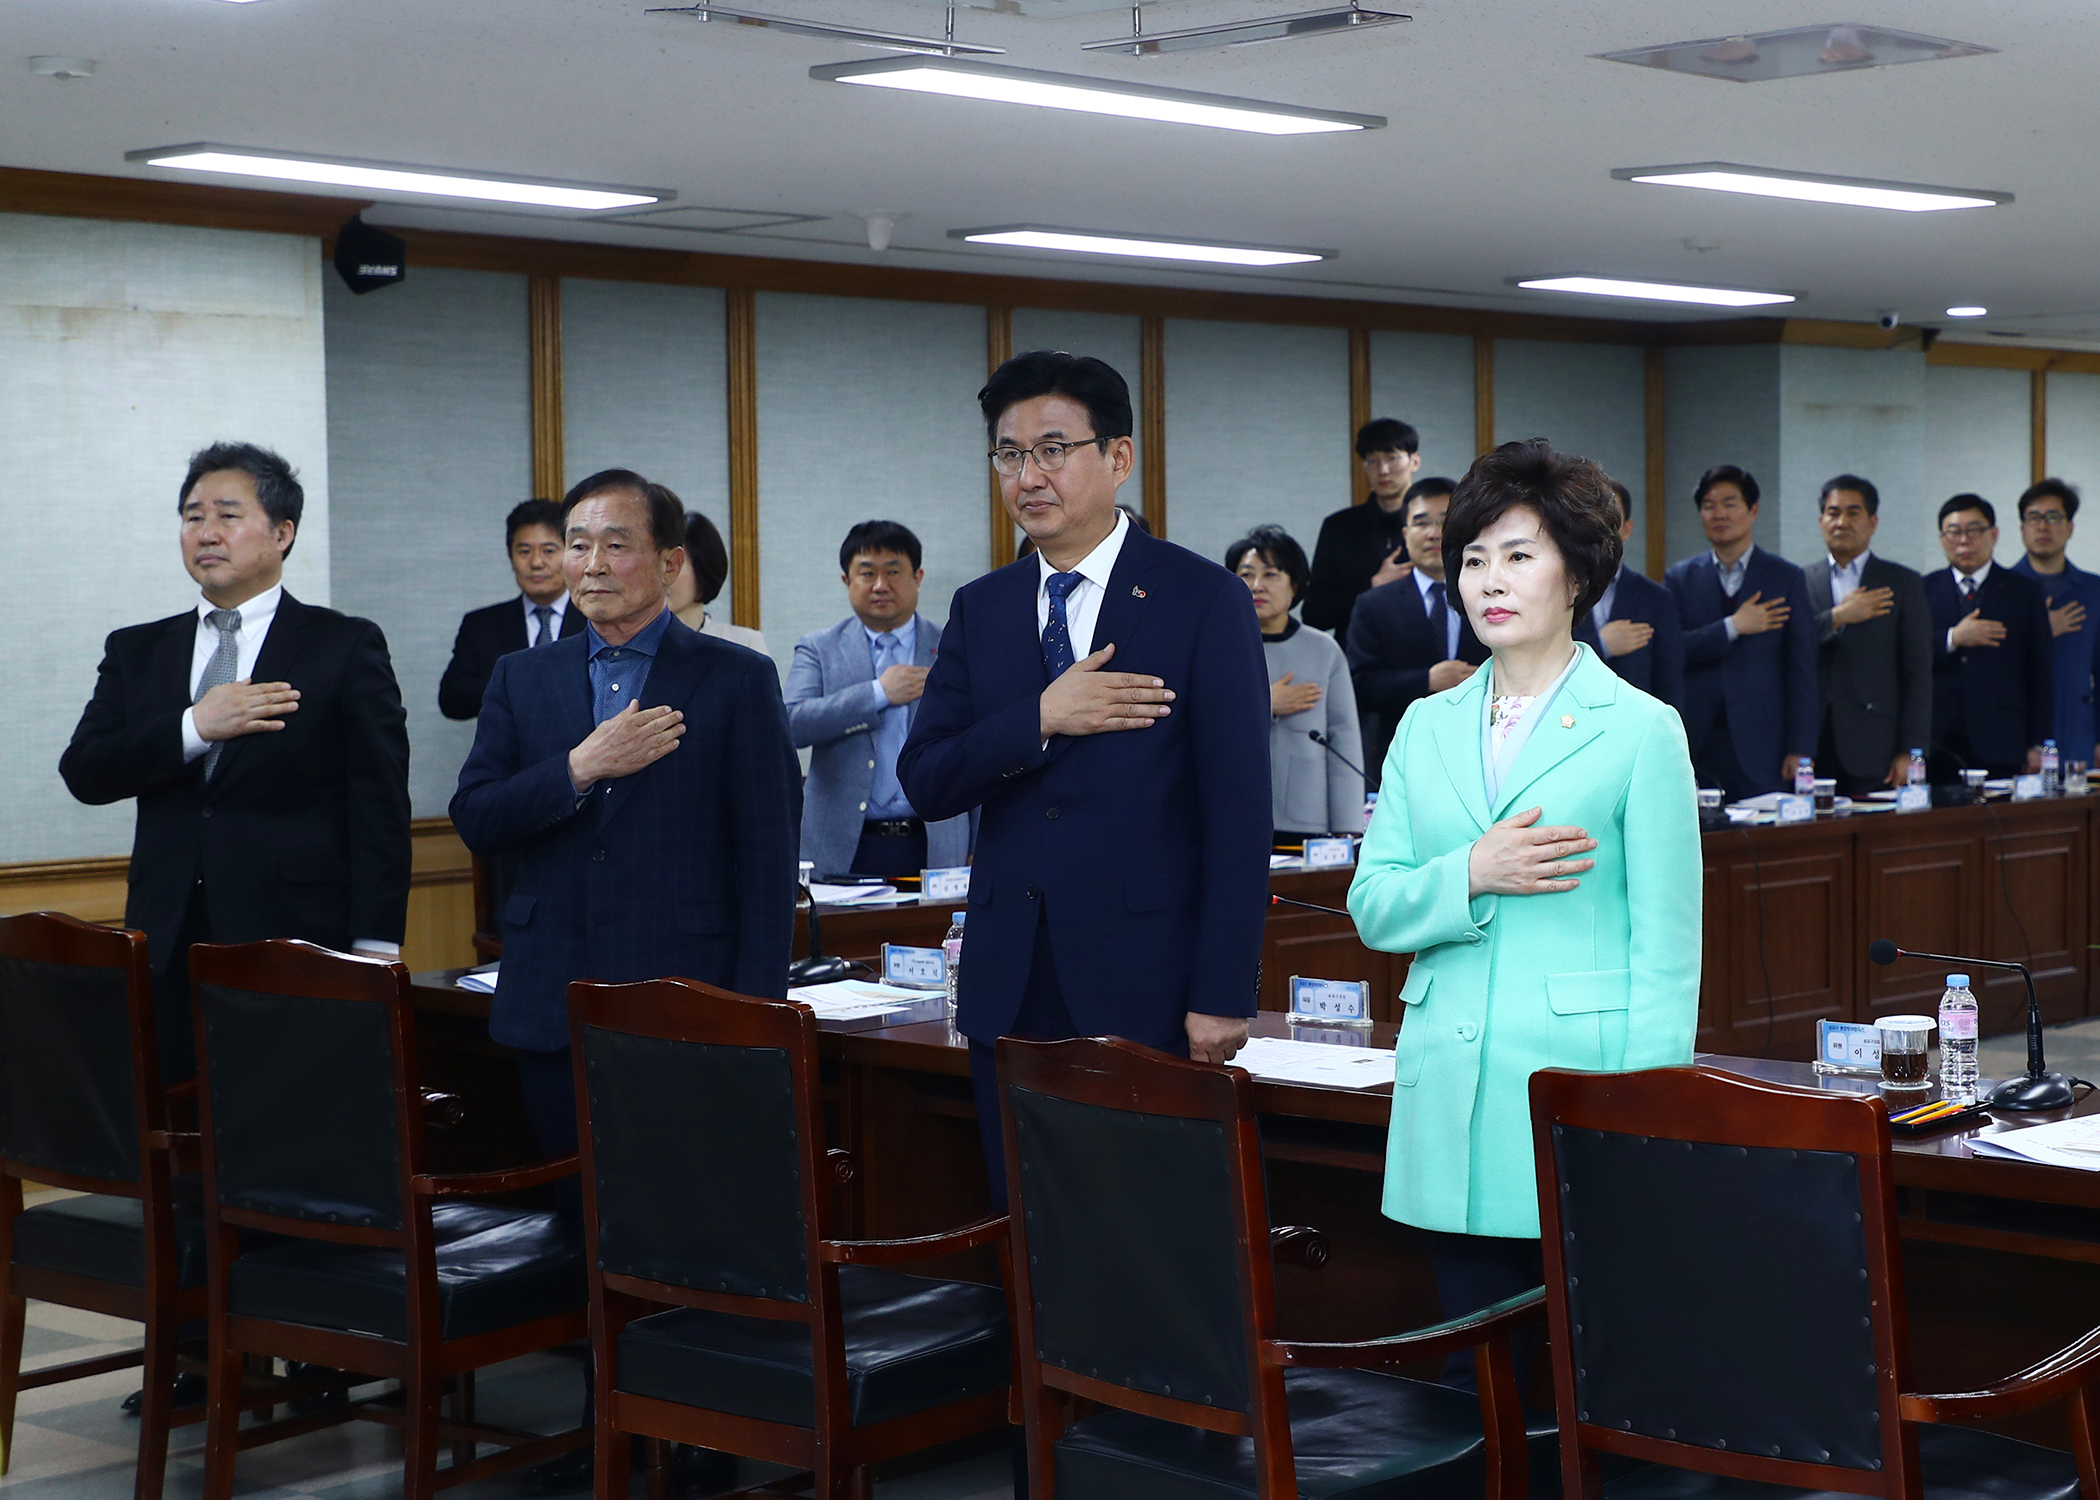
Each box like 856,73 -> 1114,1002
580,1027 -> 809,1301
197,983 -> 403,1231
1547,1122 -> 1882,1471
1007,1083 -> 1251,1414
0,953 -> 140,1186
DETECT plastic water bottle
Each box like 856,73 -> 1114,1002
1907,749 -> 1927,787
2042,740 -> 2061,797
1793,757 -> 1816,796
1939,973 -> 1979,1103
943,911 -> 966,1017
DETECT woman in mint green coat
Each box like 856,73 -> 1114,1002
1347,438 -> 1702,1339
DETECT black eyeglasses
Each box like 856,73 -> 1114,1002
989,435 -> 1110,477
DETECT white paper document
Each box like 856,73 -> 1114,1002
1231,1035 -> 1398,1090
455,965 -> 499,993
810,882 -> 900,906
1269,854 -> 1304,870
1968,1114 -> 2100,1171
789,980 -> 933,1020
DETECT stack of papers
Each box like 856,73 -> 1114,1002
1269,854 -> 1304,869
1968,1115 -> 2100,1171
788,980 -> 934,1020
1231,1035 -> 1397,1090
455,965 -> 499,993
810,882 -> 899,906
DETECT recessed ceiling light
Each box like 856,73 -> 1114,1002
811,57 -> 1382,135
952,226 -> 1331,267
125,144 -> 670,212
1514,276 -> 1795,309
1614,163 -> 2009,213
1596,23 -> 1994,84
1945,306 -> 1989,318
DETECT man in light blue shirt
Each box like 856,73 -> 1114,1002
785,520 -> 973,879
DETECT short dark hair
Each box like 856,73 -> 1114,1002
840,520 -> 923,574
1224,525 -> 1311,604
1607,479 -> 1632,523
179,442 -> 304,559
2019,478 -> 2080,522
505,498 -> 563,548
560,468 -> 684,551
1403,476 -> 1456,520
684,510 -> 728,604
1355,418 -> 1420,458
1819,474 -> 1880,517
1940,493 -> 1996,528
978,350 -> 1133,446
1443,439 -> 1624,617
1694,464 -> 1761,509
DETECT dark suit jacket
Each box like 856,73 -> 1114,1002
438,597 -> 584,720
1302,497 -> 1410,637
1344,574 -> 1488,778
1574,566 -> 1685,708
449,612 -> 800,1052
59,593 -> 412,976
896,526 -> 1271,1051
1924,565 -> 2055,770
1666,548 -> 1819,789
1806,554 -> 1933,780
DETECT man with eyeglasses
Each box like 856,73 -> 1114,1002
1302,418 -> 1424,637
1923,493 -> 2053,781
2012,478 -> 2100,772
897,349 -> 1270,1213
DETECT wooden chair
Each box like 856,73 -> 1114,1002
0,911 -> 205,1499
997,1034 -> 1540,1500
187,939 -> 590,1500
1530,1063 -> 2100,1499
567,976 -> 1012,1500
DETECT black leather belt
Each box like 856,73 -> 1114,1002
863,818 -> 923,838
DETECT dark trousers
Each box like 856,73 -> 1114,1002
151,878 -> 211,1085
849,820 -> 928,880
1423,1230 -> 1545,1395
1694,708 -> 1774,802
515,1046 -> 583,1222
967,914 -> 1078,1213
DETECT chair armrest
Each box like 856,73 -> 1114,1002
1270,1225 -> 1329,1269
820,1214 -> 1009,1266
1264,1286 -> 1547,1370
1902,1324 -> 2100,1423
413,1154 -> 579,1197
147,1130 -> 201,1174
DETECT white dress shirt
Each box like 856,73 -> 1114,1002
1036,510 -> 1131,662
1412,568 -> 1461,660
1948,561 -> 1994,651
520,591 -> 570,643
1827,550 -> 1869,609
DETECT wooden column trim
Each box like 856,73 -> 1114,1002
987,306 -> 1015,569
2033,368 -> 2049,485
1141,315 -> 1167,538
528,275 -> 564,499
1644,346 -> 1667,578
1347,326 -> 1372,505
1472,335 -> 1495,456
725,287 -> 761,628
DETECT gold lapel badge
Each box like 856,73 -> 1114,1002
1560,714 -> 1576,729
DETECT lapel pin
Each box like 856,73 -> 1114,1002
1132,587 -> 1146,598
1560,714 -> 1576,729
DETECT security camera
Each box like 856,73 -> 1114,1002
1877,312 -> 1901,331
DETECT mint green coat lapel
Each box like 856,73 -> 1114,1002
1490,649 -> 1618,822
1428,663 -> 1492,834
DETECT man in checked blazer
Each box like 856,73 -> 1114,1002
786,520 -> 973,880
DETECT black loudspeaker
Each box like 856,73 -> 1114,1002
332,215 -> 406,295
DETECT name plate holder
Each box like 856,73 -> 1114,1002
1304,837 -> 1356,869
1776,794 -> 1815,825
880,943 -> 947,990
2013,774 -> 2046,802
1288,975 -> 1372,1028
919,866 -> 971,903
1813,1019 -> 1883,1077
1894,785 -> 1931,815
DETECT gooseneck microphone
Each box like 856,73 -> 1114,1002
1271,893 -> 1353,920
1307,730 -> 1367,781
789,880 -> 852,986
1867,939 -> 2075,1110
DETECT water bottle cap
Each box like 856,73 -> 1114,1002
1947,974 -> 1970,988
952,911 -> 967,926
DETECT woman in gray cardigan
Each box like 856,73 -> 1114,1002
1228,526 -> 1367,844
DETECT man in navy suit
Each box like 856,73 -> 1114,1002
1665,465 -> 1818,801
1924,494 -> 2054,780
451,469 -> 799,1166
897,351 -> 1270,1208
438,499 -> 586,719
1574,480 -> 1684,708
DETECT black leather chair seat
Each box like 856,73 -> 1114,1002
615,1266 -> 1006,1429
1599,1421 -> 2077,1500
11,1184 -> 207,1289
227,1203 -> 583,1342
1052,1367 -> 1488,1500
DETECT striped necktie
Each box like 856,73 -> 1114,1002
194,608 -> 241,779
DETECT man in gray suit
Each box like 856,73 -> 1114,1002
1806,474 -> 1932,795
787,520 -> 972,879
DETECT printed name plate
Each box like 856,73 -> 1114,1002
1304,837 -> 1356,869
1776,794 -> 1815,824
1289,975 -> 1372,1026
1814,1019 -> 1883,1075
2013,774 -> 2046,802
1895,785 -> 1931,814
880,943 -> 947,990
920,866 -> 971,903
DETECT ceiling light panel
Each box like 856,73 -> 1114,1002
1946,306 -> 1989,318
1081,6 -> 1411,56
1596,23 -> 1994,83
1615,163 -> 2009,213
126,145 -> 670,211
811,57 -> 1383,134
1515,276 -> 1795,309
953,226 -> 1331,266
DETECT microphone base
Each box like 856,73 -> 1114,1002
1988,1071 -> 2079,1112
788,956 -> 852,986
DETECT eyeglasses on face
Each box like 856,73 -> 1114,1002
1940,523 -> 1993,541
989,435 -> 1108,477
2023,511 -> 2071,526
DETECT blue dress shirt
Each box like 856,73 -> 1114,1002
863,617 -> 918,818
585,607 -> 673,725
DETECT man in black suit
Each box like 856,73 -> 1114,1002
1345,477 -> 1487,780
1924,494 -> 2054,780
61,442 -> 412,1085
1805,474 -> 1932,796
1302,417 -> 1422,638
437,498 -> 584,719
1575,480 -> 1684,707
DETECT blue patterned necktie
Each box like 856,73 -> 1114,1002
194,608 -> 241,779
532,605 -> 554,646
1427,581 -> 1449,659
1042,572 -> 1083,678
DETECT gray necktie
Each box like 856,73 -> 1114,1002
194,608 -> 241,779
533,605 -> 554,646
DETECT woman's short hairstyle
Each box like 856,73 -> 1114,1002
1442,439 -> 1624,617
683,510 -> 729,604
1224,525 -> 1311,605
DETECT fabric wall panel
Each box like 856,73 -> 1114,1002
1368,330 -> 1476,483
1664,345 -> 1782,569
1494,339 -> 1648,546
1009,309 -> 1147,546
2047,372 -> 2100,573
